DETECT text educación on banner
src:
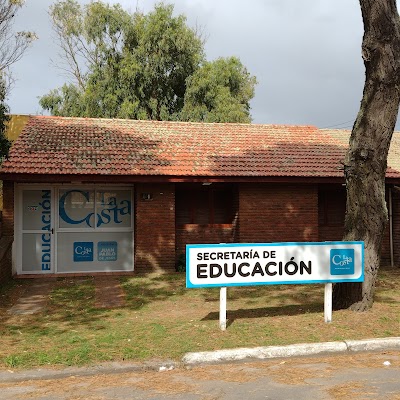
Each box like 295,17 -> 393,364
186,242 -> 364,288
196,250 -> 311,279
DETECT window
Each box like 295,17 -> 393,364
318,187 -> 346,226
176,185 -> 235,226
57,187 -> 133,273
58,189 -> 132,229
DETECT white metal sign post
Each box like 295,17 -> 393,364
324,283 -> 333,323
219,287 -> 227,330
186,241 -> 364,330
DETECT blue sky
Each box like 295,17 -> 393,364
9,0 -> 369,129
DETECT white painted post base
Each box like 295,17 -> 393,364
324,283 -> 333,323
220,287 -> 227,330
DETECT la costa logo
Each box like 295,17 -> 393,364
332,254 -> 353,267
59,190 -> 131,227
74,245 -> 92,256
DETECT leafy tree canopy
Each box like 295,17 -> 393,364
181,57 -> 257,123
40,1 -> 257,123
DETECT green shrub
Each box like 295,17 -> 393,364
175,253 -> 186,273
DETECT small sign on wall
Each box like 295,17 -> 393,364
98,241 -> 118,262
73,242 -> 94,262
73,241 -> 118,262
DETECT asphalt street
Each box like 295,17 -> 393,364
0,350 -> 399,399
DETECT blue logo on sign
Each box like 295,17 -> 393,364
74,242 -> 94,262
330,249 -> 354,275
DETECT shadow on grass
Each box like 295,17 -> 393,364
121,273 -> 187,310
201,302 -> 323,328
202,284 -> 326,307
3,268 -> 400,335
1,274 -> 188,336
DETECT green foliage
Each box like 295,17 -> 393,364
40,1 -> 256,123
0,77 -> 11,160
181,57 -> 257,123
39,84 -> 85,117
175,253 -> 186,272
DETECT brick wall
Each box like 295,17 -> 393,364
319,225 -> 343,241
0,181 -> 14,284
2,181 -> 14,237
0,239 -> 12,284
176,226 -> 237,259
392,190 -> 400,264
318,186 -> 345,244
380,225 -> 390,261
134,183 -> 175,272
319,224 -> 390,260
319,185 -> 392,261
238,183 -> 318,243
3,179 -> 397,279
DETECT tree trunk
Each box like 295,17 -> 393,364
333,0 -> 400,311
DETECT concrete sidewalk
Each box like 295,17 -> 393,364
1,337 -> 400,383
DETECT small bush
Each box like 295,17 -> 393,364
175,253 -> 186,273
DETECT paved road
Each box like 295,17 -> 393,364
0,351 -> 399,399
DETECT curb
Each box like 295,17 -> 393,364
345,337 -> 400,352
182,337 -> 400,366
0,360 -> 180,383
1,337 -> 400,382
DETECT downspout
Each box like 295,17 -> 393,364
389,187 -> 394,268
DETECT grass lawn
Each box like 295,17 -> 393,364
0,266 -> 399,369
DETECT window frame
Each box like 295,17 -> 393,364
318,186 -> 346,227
175,184 -> 236,228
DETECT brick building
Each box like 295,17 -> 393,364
1,115 -> 400,280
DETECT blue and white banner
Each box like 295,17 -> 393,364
186,241 -> 364,288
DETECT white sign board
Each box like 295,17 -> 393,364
186,241 -> 364,288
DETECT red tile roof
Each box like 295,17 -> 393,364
1,116 -> 399,180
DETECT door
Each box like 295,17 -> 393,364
17,188 -> 54,274
15,185 -> 134,274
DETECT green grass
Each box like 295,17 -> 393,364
0,267 -> 400,369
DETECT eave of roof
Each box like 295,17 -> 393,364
0,173 -> 348,184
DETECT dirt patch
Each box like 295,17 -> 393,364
7,281 -> 54,316
94,277 -> 125,309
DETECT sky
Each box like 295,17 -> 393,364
8,0 -> 369,130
